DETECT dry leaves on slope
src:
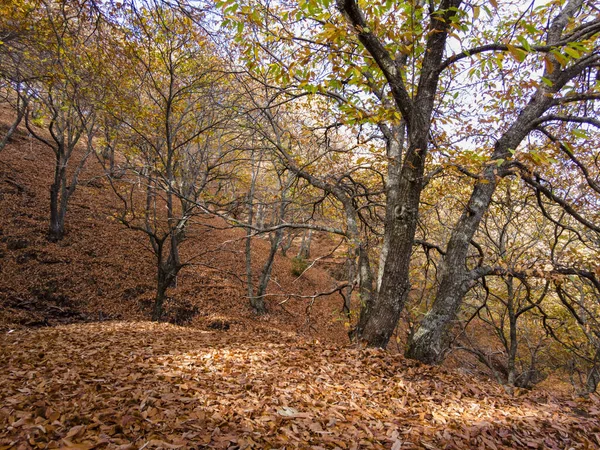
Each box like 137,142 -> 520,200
1,322 -> 599,449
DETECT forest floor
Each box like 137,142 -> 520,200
1,108 -> 600,449
2,321 -> 600,450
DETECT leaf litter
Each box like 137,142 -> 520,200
1,322 -> 599,449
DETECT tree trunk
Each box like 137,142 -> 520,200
48,182 -> 64,242
350,244 -> 374,338
253,174 -> 292,314
298,228 -> 312,259
0,98 -> 26,154
342,246 -> 355,316
406,0 -> 589,365
406,94 -> 561,363
245,153 -> 259,310
358,134 -> 428,348
102,143 -> 115,177
280,230 -> 295,257
376,123 -> 404,291
253,228 -> 283,314
506,277 -> 518,387
256,203 -> 266,230
46,127 -> 93,242
586,356 -> 600,395
151,234 -> 182,322
152,268 -> 169,321
48,155 -> 67,242
406,179 -> 496,363
336,0 -> 460,348
352,108 -> 403,343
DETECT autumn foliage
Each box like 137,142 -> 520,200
1,0 -> 600,447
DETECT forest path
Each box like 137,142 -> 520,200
1,321 -> 599,449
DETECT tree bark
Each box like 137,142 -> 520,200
337,0 -> 462,348
0,96 -> 26,154
253,226 -> 283,314
48,182 -> 64,242
405,178 -> 496,362
254,176 -> 291,314
245,152 -> 259,311
358,135 -> 428,347
351,244 -> 374,337
376,123 -> 404,291
585,350 -> 600,394
48,152 -> 68,242
407,0 -> 589,364
297,228 -> 312,259
152,264 -> 169,322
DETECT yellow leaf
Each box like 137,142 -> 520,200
507,44 -> 527,63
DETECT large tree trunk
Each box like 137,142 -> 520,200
337,0 -> 461,348
406,7 -> 583,361
151,233 -> 182,322
46,125 -> 93,242
48,182 -> 64,242
358,134 -> 428,347
253,227 -> 284,314
353,123 -> 402,339
406,178 -> 497,362
376,123 -> 404,291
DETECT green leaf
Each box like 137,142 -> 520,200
564,46 -> 580,59
524,24 -> 538,34
516,36 -> 531,52
572,128 -> 588,139
551,49 -> 567,66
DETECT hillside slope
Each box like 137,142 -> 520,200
2,109 -> 600,450
0,106 -> 347,342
